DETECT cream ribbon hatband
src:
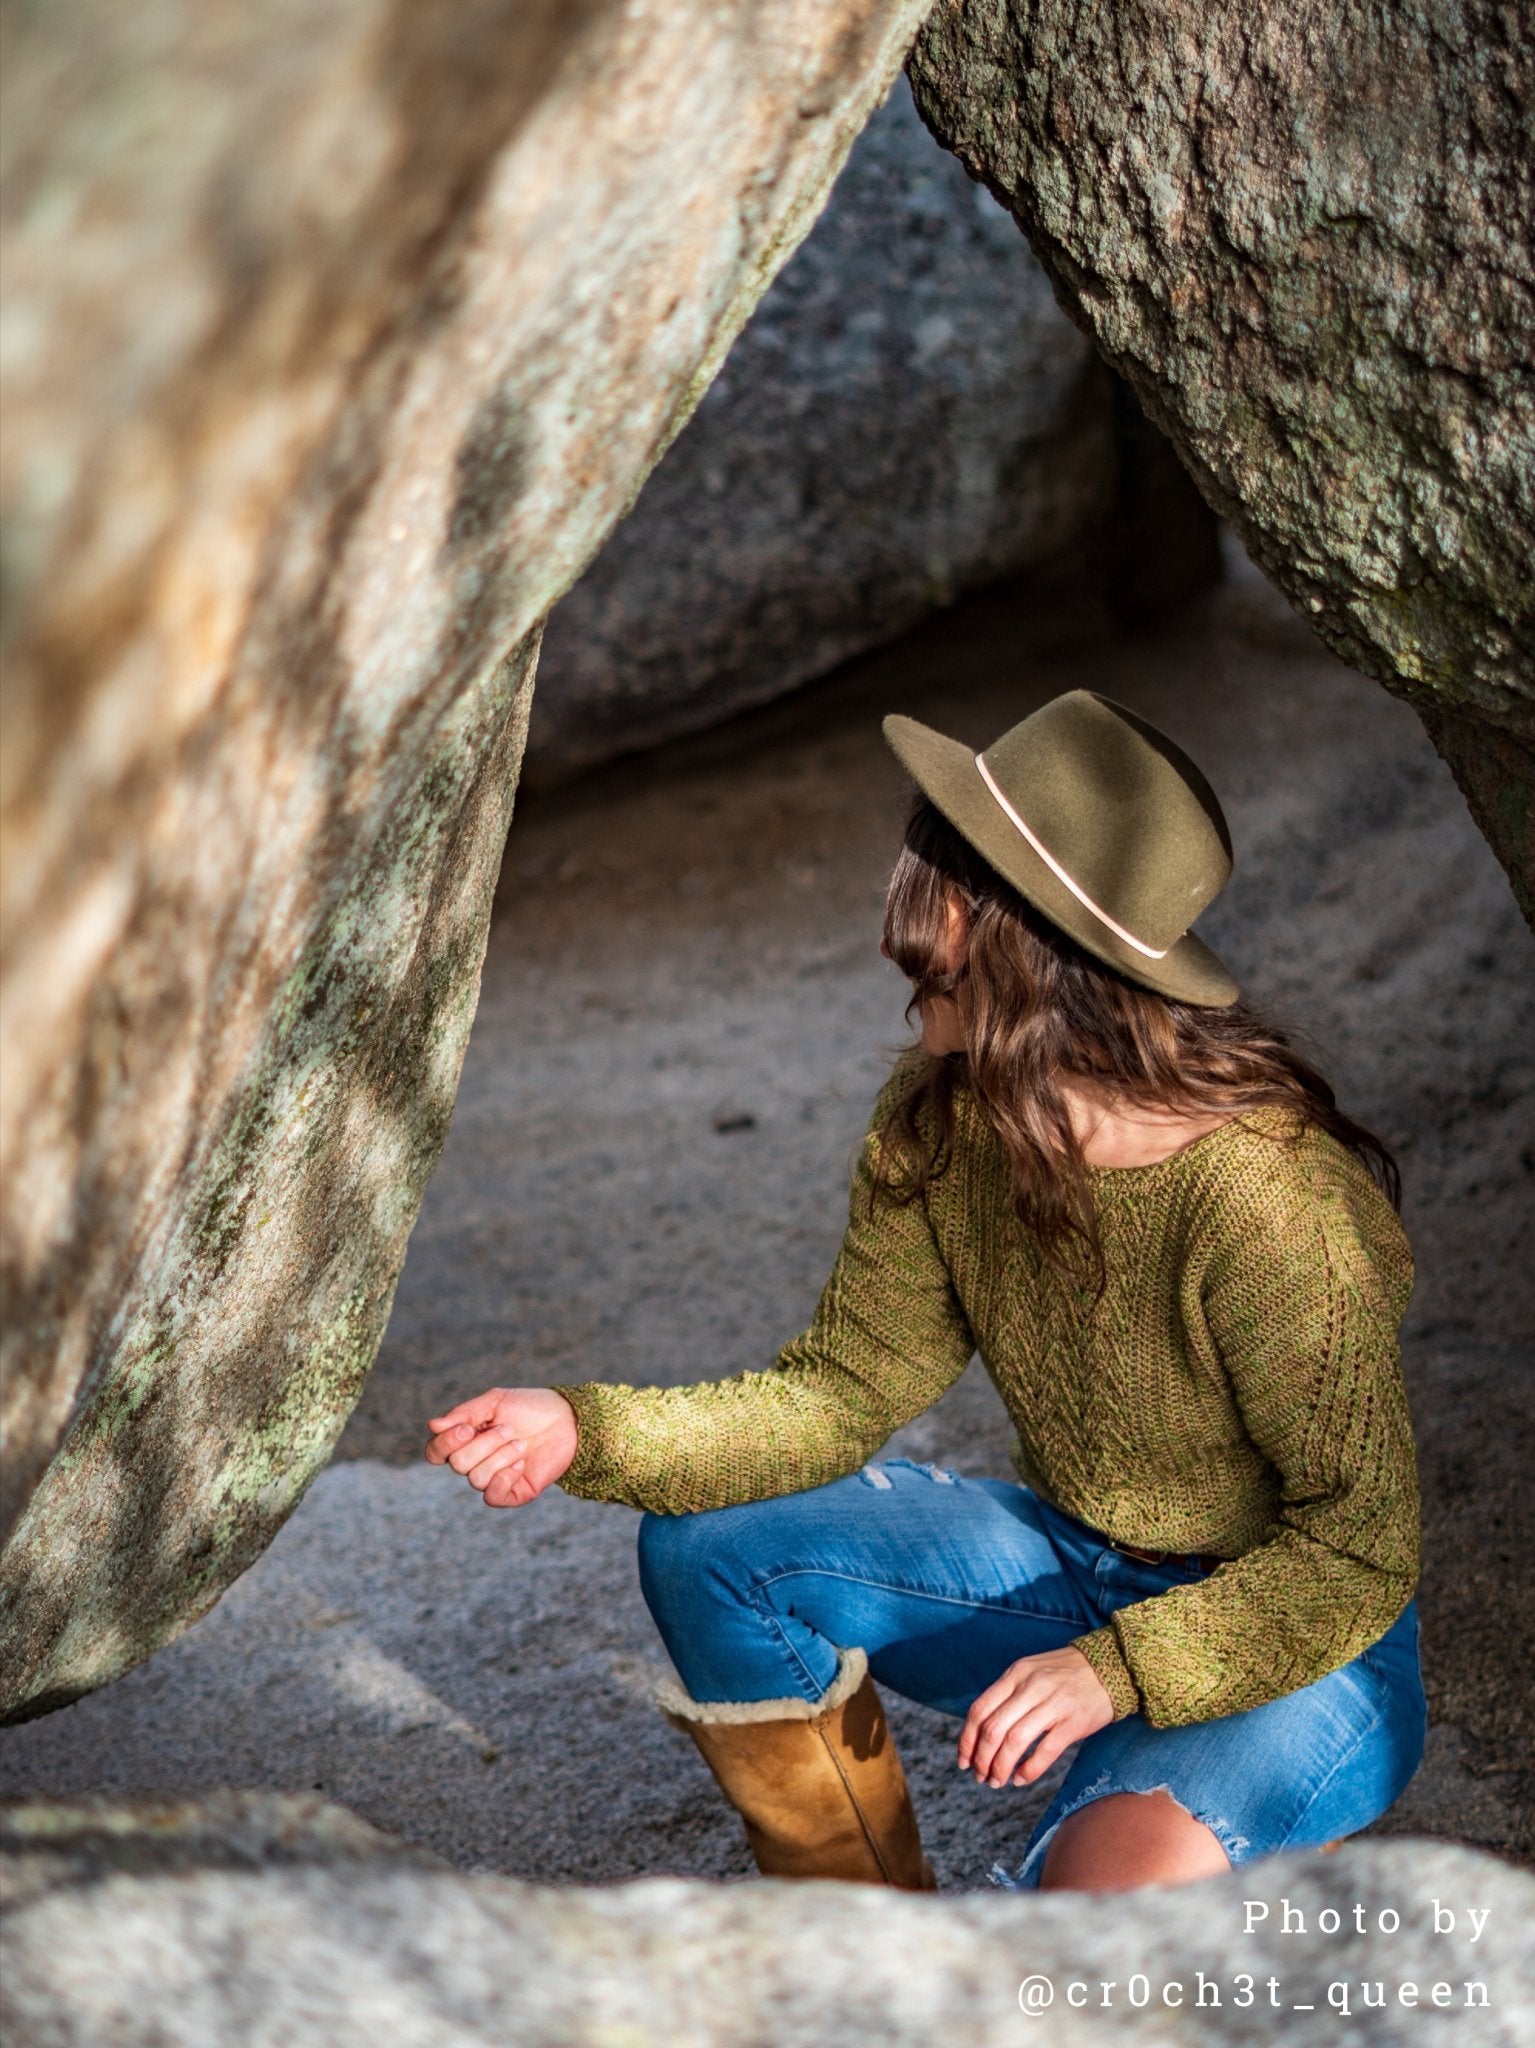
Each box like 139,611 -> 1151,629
973,751 -> 1172,961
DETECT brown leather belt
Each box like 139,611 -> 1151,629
1111,1539 -> 1225,1573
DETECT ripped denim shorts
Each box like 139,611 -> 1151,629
635,1458 -> 1427,1885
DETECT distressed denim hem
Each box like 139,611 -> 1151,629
993,1774 -> 1251,1892
862,1457 -> 960,1488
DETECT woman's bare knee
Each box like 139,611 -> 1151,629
1039,1789 -> 1231,1891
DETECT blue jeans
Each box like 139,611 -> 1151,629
637,1458 -> 1427,1886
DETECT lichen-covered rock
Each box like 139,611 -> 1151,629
0,0 -> 934,1720
3,1797 -> 1532,2045
528,80 -> 1109,780
908,0 -> 1535,921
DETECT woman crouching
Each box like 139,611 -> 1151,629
425,690 -> 1426,1892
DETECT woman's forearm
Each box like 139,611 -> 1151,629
1071,1521 -> 1418,1729
557,1364 -> 901,1513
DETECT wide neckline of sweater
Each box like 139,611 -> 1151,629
1081,1107 -> 1295,1182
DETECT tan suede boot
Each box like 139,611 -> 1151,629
658,1648 -> 937,1889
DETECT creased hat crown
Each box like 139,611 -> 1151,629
981,693 -> 1231,953
883,691 -> 1238,1006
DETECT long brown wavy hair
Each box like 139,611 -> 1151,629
876,797 -> 1399,1283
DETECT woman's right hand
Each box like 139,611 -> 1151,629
424,1386 -> 578,1507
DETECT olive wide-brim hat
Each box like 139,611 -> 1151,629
883,691 -> 1240,1007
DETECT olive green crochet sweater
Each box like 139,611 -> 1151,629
560,1070 -> 1419,1729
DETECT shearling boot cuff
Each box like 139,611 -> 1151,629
655,1646 -> 868,1726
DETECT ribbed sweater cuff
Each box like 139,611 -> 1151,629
555,1383 -> 622,1500
1072,1625 -> 1142,1722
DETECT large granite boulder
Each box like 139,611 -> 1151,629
4,1797 -> 1532,2044
908,0 -> 1535,923
0,0 -> 935,1721
527,80 -> 1109,780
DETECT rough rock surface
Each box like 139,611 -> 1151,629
5,567 -> 1529,1871
527,79 -> 1110,780
3,1797 -> 1532,2046
907,0 -> 1535,920
0,0 -> 935,1721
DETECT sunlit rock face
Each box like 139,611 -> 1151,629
529,81 -> 1110,780
0,0 -> 934,1720
909,0 -> 1535,923
4,1798 -> 1534,2043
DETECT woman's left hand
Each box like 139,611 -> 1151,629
959,1647 -> 1115,1788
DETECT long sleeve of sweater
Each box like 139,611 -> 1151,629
1071,1148 -> 1420,1729
557,1110 -> 976,1514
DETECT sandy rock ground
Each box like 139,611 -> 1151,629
4,551 -> 1530,1883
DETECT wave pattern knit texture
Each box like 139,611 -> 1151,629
560,1067 -> 1420,1729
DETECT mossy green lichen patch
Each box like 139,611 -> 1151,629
0,640 -> 536,1723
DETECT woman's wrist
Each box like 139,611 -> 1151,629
1070,1626 -> 1142,1722
548,1384 -> 607,1496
